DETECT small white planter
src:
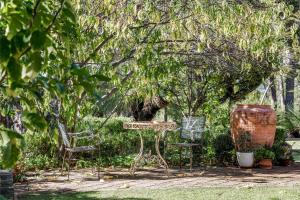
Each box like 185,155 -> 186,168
236,152 -> 254,168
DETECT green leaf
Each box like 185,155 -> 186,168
30,31 -> 47,50
56,82 -> 65,94
0,128 -> 24,169
63,2 -> 76,23
91,74 -> 110,82
7,57 -> 21,81
2,142 -> 20,168
0,37 -> 11,63
30,51 -> 42,72
5,19 -> 22,40
22,112 -> 47,132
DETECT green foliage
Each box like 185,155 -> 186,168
272,127 -> 293,164
0,195 -> 7,200
0,127 -> 24,168
277,110 -> 300,136
202,145 -> 217,166
235,131 -> 253,152
255,147 -> 275,161
23,154 -> 58,171
213,133 -> 236,165
0,0 -> 78,168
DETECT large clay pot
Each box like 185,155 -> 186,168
231,104 -> 276,147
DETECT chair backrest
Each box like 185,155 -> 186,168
180,116 -> 205,141
58,122 -> 71,148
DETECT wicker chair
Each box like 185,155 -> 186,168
172,116 -> 205,171
58,121 -> 101,180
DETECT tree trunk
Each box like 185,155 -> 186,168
285,71 -> 295,111
278,75 -> 285,112
164,107 -> 168,122
269,76 -> 277,109
284,49 -> 296,112
13,101 -> 24,134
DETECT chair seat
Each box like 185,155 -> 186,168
66,146 -> 97,153
172,143 -> 201,147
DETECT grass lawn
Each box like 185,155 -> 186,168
19,186 -> 300,200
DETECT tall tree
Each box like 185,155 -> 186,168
284,0 -> 300,111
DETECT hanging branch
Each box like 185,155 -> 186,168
80,34 -> 115,68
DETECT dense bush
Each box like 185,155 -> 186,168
272,127 -> 293,165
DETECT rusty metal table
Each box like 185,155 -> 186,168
123,121 -> 177,175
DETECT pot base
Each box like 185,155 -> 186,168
259,159 -> 272,169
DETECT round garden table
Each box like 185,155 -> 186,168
123,121 -> 177,175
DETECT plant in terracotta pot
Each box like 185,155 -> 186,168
235,131 -> 254,168
255,147 -> 275,169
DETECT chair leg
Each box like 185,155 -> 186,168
179,146 -> 182,170
67,152 -> 72,180
190,146 -> 193,172
198,145 -> 202,167
61,150 -> 67,175
91,151 -> 95,174
97,145 -> 101,180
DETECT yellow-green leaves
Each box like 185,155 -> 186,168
22,112 -> 47,132
0,127 -> 24,168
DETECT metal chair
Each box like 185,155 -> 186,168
172,116 -> 205,171
58,121 -> 101,180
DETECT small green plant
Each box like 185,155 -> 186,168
255,147 -> 275,161
236,131 -> 253,152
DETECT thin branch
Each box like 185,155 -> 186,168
111,24 -> 157,68
129,14 -> 194,29
46,0 -> 66,32
0,72 -> 7,85
30,0 -> 42,27
101,71 -> 133,101
80,34 -> 114,68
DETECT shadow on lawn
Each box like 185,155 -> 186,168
19,191 -> 152,200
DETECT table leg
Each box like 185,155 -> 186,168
130,131 -> 144,175
155,132 -> 169,175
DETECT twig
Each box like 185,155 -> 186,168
0,71 -> 7,85
80,34 -> 114,68
46,0 -> 66,32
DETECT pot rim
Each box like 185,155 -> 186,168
236,104 -> 272,109
236,151 -> 254,154
259,159 -> 273,161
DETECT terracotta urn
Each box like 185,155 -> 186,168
231,104 -> 276,147
258,159 -> 273,169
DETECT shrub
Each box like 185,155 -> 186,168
213,133 -> 236,165
255,147 -> 275,161
272,127 -> 293,164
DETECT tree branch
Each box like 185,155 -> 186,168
101,70 -> 133,101
80,34 -> 114,68
46,0 -> 66,32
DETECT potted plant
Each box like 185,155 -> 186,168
255,147 -> 275,169
278,143 -> 293,166
235,131 -> 254,168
